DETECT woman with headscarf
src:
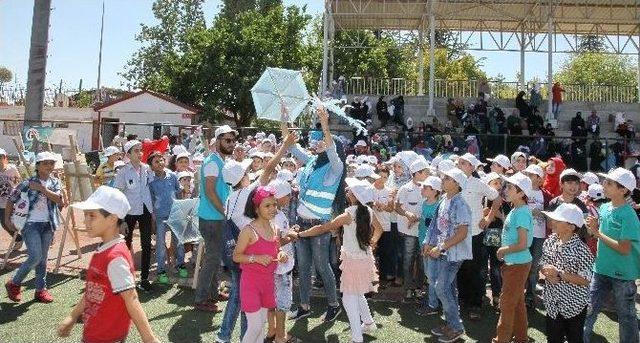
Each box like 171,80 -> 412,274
543,156 -> 566,198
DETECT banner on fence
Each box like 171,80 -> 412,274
22,126 -> 77,150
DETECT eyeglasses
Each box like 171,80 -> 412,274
221,138 -> 236,144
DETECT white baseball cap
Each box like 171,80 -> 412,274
103,146 -> 121,157
438,159 -> 455,173
276,169 -> 294,182
367,155 -> 378,165
421,176 -> 442,192
177,171 -> 194,180
487,154 -> 511,170
542,203 -> 585,228
172,145 -> 188,156
269,180 -> 292,199
346,154 -> 356,164
123,140 -> 142,154
176,152 -> 191,161
410,157 -> 429,174
459,153 -> 484,169
560,168 -> 582,182
214,125 -> 238,138
222,159 -> 252,187
511,151 -> 527,164
345,177 -> 374,204
36,151 -> 57,163
72,186 -> 131,219
502,172 -> 533,198
523,164 -> 544,178
587,184 -> 605,201
355,140 -> 368,147
598,167 -> 637,192
442,167 -> 468,190
482,172 -> 501,184
354,164 -> 380,179
0,148 -> 6,156
581,172 -> 599,186
250,150 -> 264,159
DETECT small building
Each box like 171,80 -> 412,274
93,89 -> 200,150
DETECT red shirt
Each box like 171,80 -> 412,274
82,237 -> 136,343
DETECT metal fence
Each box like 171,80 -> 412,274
345,77 -> 639,103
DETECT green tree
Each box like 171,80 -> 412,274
577,35 -> 606,53
0,66 -> 12,86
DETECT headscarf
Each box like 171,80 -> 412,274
542,156 -> 566,198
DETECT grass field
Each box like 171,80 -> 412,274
0,269 -> 625,343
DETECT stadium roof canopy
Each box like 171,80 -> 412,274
328,0 -> 640,37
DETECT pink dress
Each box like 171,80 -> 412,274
340,206 -> 379,294
239,224 -> 279,312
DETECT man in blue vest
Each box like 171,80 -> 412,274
285,107 -> 346,322
194,125 -> 237,312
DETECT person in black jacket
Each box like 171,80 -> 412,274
376,97 -> 389,129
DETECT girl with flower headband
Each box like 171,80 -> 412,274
233,185 -> 290,343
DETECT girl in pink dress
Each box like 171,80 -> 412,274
233,186 -> 289,343
299,178 -> 383,343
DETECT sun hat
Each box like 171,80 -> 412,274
345,177 -> 375,204
72,186 -> 131,219
123,140 -> 142,154
222,159 -> 252,187
214,125 -> 238,138
523,164 -> 544,178
597,167 -> 636,192
581,172 -> 599,186
502,172 -> 533,198
487,154 -> 510,170
103,146 -> 121,157
587,184 -> 605,201
441,167 -> 468,190
542,203 -> 585,228
421,176 -> 442,192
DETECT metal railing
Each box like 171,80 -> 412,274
345,77 -> 639,103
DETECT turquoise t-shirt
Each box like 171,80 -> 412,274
594,202 -> 640,280
501,205 -> 534,265
419,200 -> 440,245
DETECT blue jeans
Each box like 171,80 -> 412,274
296,218 -> 338,307
12,222 -> 54,290
422,256 -> 439,309
433,257 -> 464,332
583,273 -> 639,343
526,237 -> 545,299
155,215 -> 185,273
217,268 -> 247,342
401,233 -> 420,290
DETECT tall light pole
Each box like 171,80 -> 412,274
24,0 -> 52,124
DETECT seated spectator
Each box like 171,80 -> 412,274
376,96 -> 389,128
529,85 -> 543,114
515,91 -> 531,121
586,111 -> 600,137
507,109 -> 523,135
446,98 -> 460,128
528,109 -> 544,134
570,112 -> 586,139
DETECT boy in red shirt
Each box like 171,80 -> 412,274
57,186 -> 159,343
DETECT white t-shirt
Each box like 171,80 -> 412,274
273,211 -> 295,274
372,186 -> 392,232
396,181 -> 424,237
225,180 -> 259,230
202,157 -> 220,177
528,189 -> 546,238
462,176 -> 499,236
0,164 -> 20,208
28,180 -> 50,223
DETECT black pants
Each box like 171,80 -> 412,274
376,231 -> 395,279
124,205 -> 152,281
545,307 -> 587,343
457,232 -> 487,308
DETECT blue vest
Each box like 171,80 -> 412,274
298,157 -> 342,220
198,153 -> 230,220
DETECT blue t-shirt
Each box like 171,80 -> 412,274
593,202 -> 640,280
419,200 -> 440,245
149,170 -> 180,219
501,204 -> 534,265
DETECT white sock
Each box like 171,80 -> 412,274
242,308 -> 268,343
357,294 -> 374,325
343,293 -> 364,342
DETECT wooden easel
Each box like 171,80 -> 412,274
54,135 -> 94,272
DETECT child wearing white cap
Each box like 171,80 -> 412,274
57,186 -> 159,343
539,203 -> 593,343
494,172 -> 534,343
422,168 -> 472,342
5,151 -> 64,304
298,178 -> 383,343
95,146 -> 122,186
0,148 -> 21,244
583,168 -> 640,343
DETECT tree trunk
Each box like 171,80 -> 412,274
24,0 -> 52,123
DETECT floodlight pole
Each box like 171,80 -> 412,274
418,26 -> 425,96
427,0 -> 436,116
546,1 -> 554,121
520,28 -> 526,91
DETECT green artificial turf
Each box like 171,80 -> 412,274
0,270 -> 623,342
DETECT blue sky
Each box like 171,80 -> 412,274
0,0 -> 586,90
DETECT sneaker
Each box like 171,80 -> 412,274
5,280 -> 22,302
157,273 -> 169,285
34,289 -> 54,303
194,302 -> 219,312
323,305 -> 342,322
137,279 -> 153,292
288,306 -> 311,320
416,306 -> 439,316
438,329 -> 464,343
178,267 -> 188,279
431,325 -> 449,337
361,322 -> 377,334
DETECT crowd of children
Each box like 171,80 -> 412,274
2,106 -> 640,343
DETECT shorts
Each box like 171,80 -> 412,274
240,271 -> 276,313
274,272 -> 293,311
